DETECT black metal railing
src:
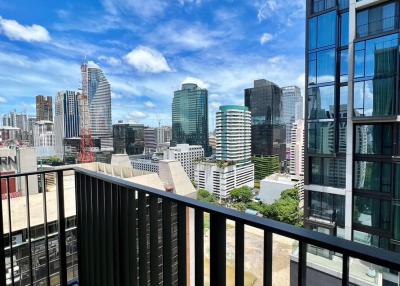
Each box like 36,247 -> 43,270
1,167 -> 400,285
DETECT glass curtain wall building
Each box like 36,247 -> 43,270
305,0 -> 400,254
172,83 -> 210,156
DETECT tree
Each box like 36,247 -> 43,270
197,189 -> 217,204
230,186 -> 253,203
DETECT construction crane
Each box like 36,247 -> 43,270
78,61 -> 95,163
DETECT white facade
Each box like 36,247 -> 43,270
33,121 -> 55,158
164,144 -> 204,180
289,119 -> 304,177
216,106 -> 251,162
195,162 -> 254,199
132,159 -> 159,173
260,173 -> 303,205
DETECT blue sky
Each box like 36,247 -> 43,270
0,0 -> 305,128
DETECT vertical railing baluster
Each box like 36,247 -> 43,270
75,172 -> 83,286
150,196 -> 160,285
127,189 -> 137,285
298,241 -> 307,286
210,213 -> 226,286
178,204 -> 187,286
24,175 -> 33,286
342,254 -> 349,286
6,178 -> 14,286
41,173 -> 51,286
235,221 -> 244,286
195,209 -> 204,286
0,174 -> 6,286
112,184 -> 120,286
138,191 -> 148,285
263,231 -> 273,286
56,171 -> 67,286
162,199 -> 172,285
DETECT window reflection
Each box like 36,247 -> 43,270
355,124 -> 392,155
353,196 -> 391,231
354,161 -> 391,192
308,11 -> 336,50
310,157 -> 346,188
308,121 -> 335,154
308,85 -> 335,120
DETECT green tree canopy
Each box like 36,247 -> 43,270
230,186 -> 253,203
197,189 -> 217,204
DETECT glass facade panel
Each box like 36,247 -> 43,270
340,12 -> 349,46
340,49 -> 348,83
339,86 -> 348,117
339,120 -> 347,153
308,121 -> 335,154
310,157 -> 346,188
356,2 -> 398,38
354,196 -> 381,228
317,49 -> 335,83
338,0 -> 349,9
355,124 -> 393,155
309,17 -> 317,51
308,191 -> 345,226
318,11 -> 336,48
354,161 -> 391,193
395,164 -> 400,200
312,0 -> 336,14
308,85 -> 335,120
394,205 -> 400,240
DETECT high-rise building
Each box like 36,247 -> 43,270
216,105 -> 251,162
195,106 -> 254,198
281,86 -> 303,145
244,79 -> 286,160
289,119 -> 304,177
305,0 -> 400,257
156,126 -> 172,145
172,83 -> 210,156
36,95 -> 53,121
144,128 -> 157,153
81,61 -> 112,150
113,123 -> 144,155
54,91 -> 80,155
33,120 -> 55,158
164,144 -> 204,180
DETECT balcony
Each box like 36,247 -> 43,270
0,167 -> 399,285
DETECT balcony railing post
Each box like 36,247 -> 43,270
0,177 -> 6,286
342,254 -> 349,286
195,209 -> 204,286
210,213 -> 226,286
56,170 -> 68,286
263,231 -> 273,286
235,221 -> 244,286
298,241 -> 307,286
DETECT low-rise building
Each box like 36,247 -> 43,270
33,120 -> 55,158
132,159 -> 159,173
259,173 -> 303,205
164,144 -> 204,180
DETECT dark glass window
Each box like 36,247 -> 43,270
353,230 -> 389,250
354,33 -> 398,79
394,205 -> 400,240
355,124 -> 393,155
308,52 -> 317,85
353,78 -> 396,117
340,49 -> 348,83
308,191 -> 345,226
340,12 -> 349,46
309,17 -> 317,51
310,157 -> 346,188
317,49 -> 335,83
339,86 -> 348,117
312,0 -> 336,14
356,2 -> 398,38
395,164 -> 400,200
339,0 -> 349,9
353,196 -> 391,230
354,161 -> 391,193
308,121 -> 335,154
308,85 -> 335,120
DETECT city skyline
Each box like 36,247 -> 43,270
0,0 -> 305,127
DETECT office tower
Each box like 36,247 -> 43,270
36,95 -> 53,121
195,106 -> 254,198
144,128 -> 157,153
244,79 -> 286,160
164,144 -> 204,180
289,119 -> 304,177
281,86 -> 303,145
216,105 -> 252,162
81,61 -> 112,150
113,123 -> 144,155
33,120 -> 55,158
156,126 -> 172,145
305,0 -> 400,256
54,91 -> 80,155
172,83 -> 210,156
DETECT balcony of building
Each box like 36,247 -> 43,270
0,167 -> 399,286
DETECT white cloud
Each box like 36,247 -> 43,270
181,77 -> 209,89
127,110 -> 147,121
0,17 -> 50,42
111,92 -> 122,99
102,0 -> 168,18
124,46 -> 171,73
210,101 -> 220,110
260,33 -> 273,45
144,101 -> 156,109
98,55 -> 121,66
179,0 -> 202,5
0,96 -> 6,103
255,0 -> 305,24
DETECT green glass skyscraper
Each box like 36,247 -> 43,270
172,83 -> 210,156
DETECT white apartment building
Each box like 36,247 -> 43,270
289,119 -> 304,177
132,159 -> 159,173
164,144 -> 204,180
195,105 -> 254,198
33,121 -> 55,158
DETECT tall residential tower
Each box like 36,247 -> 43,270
36,95 -> 53,121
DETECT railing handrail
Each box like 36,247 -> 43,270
0,167 -> 74,179
73,166 -> 400,272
